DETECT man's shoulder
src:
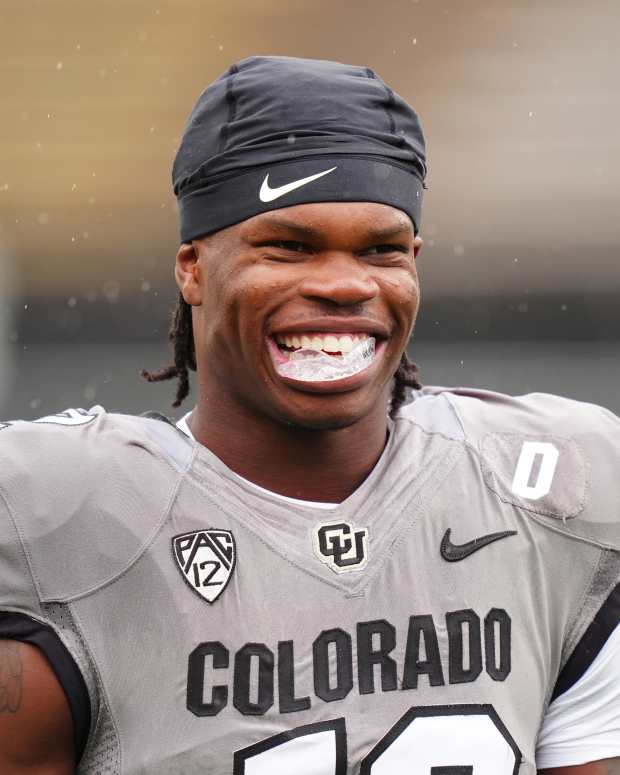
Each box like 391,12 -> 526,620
399,386 -> 620,552
0,407 -> 194,602
0,406 -> 194,487
400,385 -> 619,440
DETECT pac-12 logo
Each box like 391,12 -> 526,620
312,520 -> 369,574
172,530 -> 236,603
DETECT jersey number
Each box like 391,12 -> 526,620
233,704 -> 521,774
511,441 -> 559,500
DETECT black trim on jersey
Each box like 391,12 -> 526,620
140,410 -> 175,426
359,704 -> 521,775
0,612 -> 91,764
233,718 -> 347,775
551,581 -> 620,701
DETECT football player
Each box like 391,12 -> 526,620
0,56 -> 618,774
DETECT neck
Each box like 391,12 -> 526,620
187,393 -> 391,504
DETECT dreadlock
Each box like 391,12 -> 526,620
142,294 -> 422,417
141,292 -> 195,408
389,349 -> 422,418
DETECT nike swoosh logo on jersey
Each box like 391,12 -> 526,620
259,166 -> 338,202
440,528 -> 518,562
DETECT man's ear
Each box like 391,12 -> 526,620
413,235 -> 423,259
175,242 -> 203,306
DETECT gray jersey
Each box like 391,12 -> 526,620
0,388 -> 619,774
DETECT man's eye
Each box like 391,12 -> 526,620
364,244 -> 408,256
264,240 -> 308,252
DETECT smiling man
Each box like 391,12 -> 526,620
0,56 -> 619,774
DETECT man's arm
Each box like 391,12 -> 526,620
0,639 -> 74,774
540,760 -> 620,774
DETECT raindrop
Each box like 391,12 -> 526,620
102,280 -> 121,304
83,383 -> 97,402
141,279 -> 151,292
149,126 -> 156,133
218,44 -> 224,51
56,61 -> 63,70
29,398 -> 42,410
71,183 -> 77,191
287,134 -> 296,144
82,231 -> 89,239
67,296 -> 77,308
1,183 -> 8,191
88,196 -> 96,205
528,111 -> 534,118
561,304 -> 568,311
37,212 -> 50,225
453,244 -> 465,256
412,38 -> 417,45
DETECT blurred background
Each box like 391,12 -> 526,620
1,0 -> 619,420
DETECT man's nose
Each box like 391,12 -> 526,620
298,253 -> 380,306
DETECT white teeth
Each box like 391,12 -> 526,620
276,332 -> 370,353
339,335 -> 354,353
323,335 -> 339,352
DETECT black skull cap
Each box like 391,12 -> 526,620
173,55 -> 427,241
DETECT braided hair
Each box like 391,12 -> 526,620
142,294 -> 421,417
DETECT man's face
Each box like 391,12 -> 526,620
177,201 -> 422,430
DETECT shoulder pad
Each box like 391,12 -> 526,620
0,407 -> 195,601
404,387 -> 620,552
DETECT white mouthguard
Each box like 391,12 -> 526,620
276,337 -> 376,382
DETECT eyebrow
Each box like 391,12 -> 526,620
254,216 -> 414,242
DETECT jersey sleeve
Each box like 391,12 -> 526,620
0,477 -> 39,612
0,483 -> 91,762
0,407 -> 190,602
0,406 -> 192,765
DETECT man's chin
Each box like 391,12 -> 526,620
268,389 -> 388,432
279,411 -> 361,432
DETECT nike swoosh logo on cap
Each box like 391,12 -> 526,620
259,166 -> 338,203
440,528 -> 518,562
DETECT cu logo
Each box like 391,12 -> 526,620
312,520 -> 369,574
